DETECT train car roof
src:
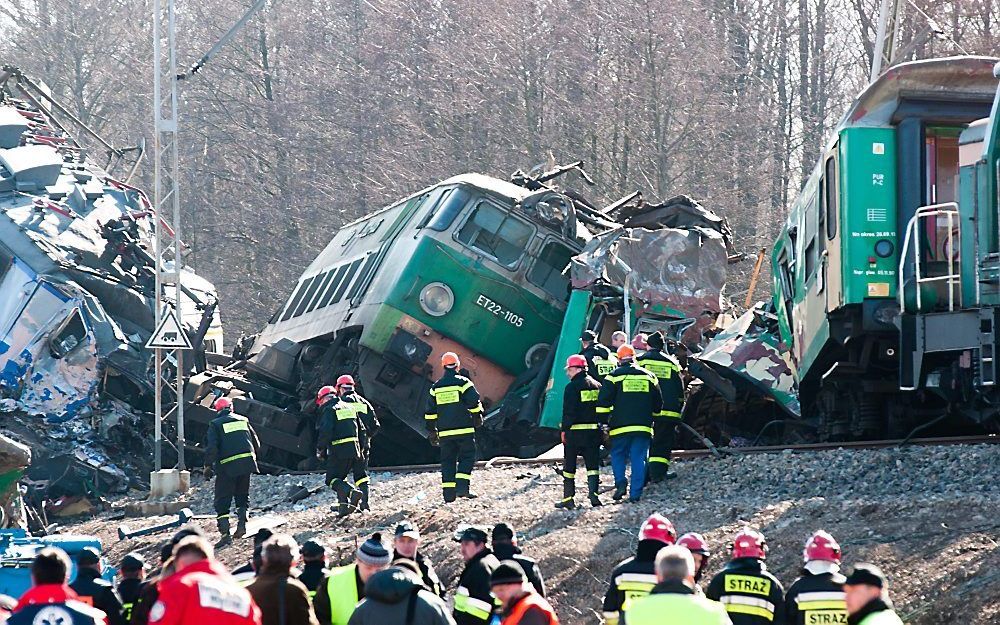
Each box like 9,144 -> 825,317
841,56 -> 998,129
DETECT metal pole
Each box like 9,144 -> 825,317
168,0 -> 186,471
152,0 -> 163,473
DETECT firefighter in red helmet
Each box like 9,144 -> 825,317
556,354 -> 604,509
782,531 -> 847,625
315,384 -> 365,517
677,533 -> 711,586
335,374 -> 379,511
706,528 -> 784,625
601,513 -> 676,625
203,395 -> 260,544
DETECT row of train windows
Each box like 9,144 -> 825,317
278,253 -> 379,323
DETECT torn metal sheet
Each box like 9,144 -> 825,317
689,304 -> 800,417
618,194 -> 735,254
569,225 -> 728,343
0,73 -> 223,423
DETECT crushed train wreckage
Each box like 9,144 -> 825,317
0,67 -> 223,521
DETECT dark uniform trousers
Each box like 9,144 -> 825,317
343,393 -> 379,509
205,410 -> 259,532
325,444 -> 364,501
636,351 -> 683,481
562,430 -> 601,501
440,434 -> 476,500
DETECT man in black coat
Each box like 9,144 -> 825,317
491,523 -> 545,597
70,547 -> 126,625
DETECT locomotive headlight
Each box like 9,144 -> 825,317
874,239 -> 894,258
419,282 -> 454,317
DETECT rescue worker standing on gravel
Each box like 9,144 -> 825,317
783,531 -> 846,625
556,354 -> 604,509
453,526 -> 500,625
602,513 -> 676,625
580,330 -> 616,383
706,529 -> 785,625
315,385 -> 364,517
203,396 -> 260,544
336,375 -> 380,512
425,352 -> 484,502
635,332 -> 684,482
843,565 -> 904,625
622,546 -> 732,625
597,344 -> 662,503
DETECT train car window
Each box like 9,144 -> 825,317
825,156 -> 838,239
316,263 -> 351,310
291,273 -> 326,318
305,270 -> 337,314
426,187 -> 473,232
331,257 -> 365,304
528,241 -> 574,299
455,201 -> 534,268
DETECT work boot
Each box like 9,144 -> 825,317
556,474 -> 575,509
588,474 -> 602,507
459,492 -> 478,499
443,490 -> 457,503
216,517 -> 232,547
554,498 -> 575,510
348,487 -> 364,512
234,508 -> 248,539
358,482 -> 370,512
613,481 -> 628,501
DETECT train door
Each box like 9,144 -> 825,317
822,146 -> 843,312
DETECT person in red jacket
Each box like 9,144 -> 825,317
150,536 -> 261,625
9,548 -> 108,625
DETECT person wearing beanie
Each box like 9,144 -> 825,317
248,535 -> 318,625
299,540 -> 329,596
117,553 -> 146,623
453,526 -> 500,625
315,533 -> 392,625
580,330 -> 616,383
844,565 -> 904,625
597,343 -> 662,503
393,521 -> 444,598
491,524 -> 545,597
70,547 -> 127,625
347,564 -> 453,625
635,331 -> 685,482
424,352 -> 484,502
233,528 -> 275,582
490,561 -> 558,625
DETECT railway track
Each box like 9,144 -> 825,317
364,433 -> 999,474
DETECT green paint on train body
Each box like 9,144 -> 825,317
378,236 -> 565,376
773,126 -> 899,381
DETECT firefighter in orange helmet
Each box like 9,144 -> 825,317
424,352 -> 483,502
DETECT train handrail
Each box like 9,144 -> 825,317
898,202 -> 961,313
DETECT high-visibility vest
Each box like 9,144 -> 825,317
625,592 -> 732,625
326,564 -> 360,625
502,593 -> 558,625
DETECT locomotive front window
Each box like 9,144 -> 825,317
426,187 -> 473,232
455,201 -> 534,268
528,241 -> 574,299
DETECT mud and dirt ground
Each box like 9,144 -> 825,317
62,443 -> 1000,624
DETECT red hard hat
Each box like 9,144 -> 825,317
731,528 -> 768,560
803,530 -> 841,564
566,354 -> 587,369
316,385 -> 336,405
678,532 -> 711,557
441,352 -> 460,368
639,513 -> 677,545
212,397 -> 232,411
336,374 -> 355,387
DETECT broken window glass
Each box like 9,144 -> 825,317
49,309 -> 86,359
528,241 -> 574,299
455,201 -> 533,268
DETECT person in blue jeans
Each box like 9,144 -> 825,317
597,343 -> 662,503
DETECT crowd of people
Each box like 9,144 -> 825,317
0,515 -> 906,625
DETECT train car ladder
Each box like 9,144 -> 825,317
898,203 -> 961,313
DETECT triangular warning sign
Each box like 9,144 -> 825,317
146,309 -> 193,350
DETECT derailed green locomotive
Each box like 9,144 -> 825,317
772,56 -> 1000,438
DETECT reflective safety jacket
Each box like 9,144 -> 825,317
582,342 -> 617,382
849,600 -> 904,625
596,363 -> 662,438
314,563 -> 363,625
453,548 -> 500,625
706,558 -> 785,625
118,578 -> 142,623
204,409 -> 260,476
316,396 -> 361,458
622,581 -> 732,625
424,369 -> 483,439
151,559 -> 261,625
500,592 -> 559,625
561,371 -> 603,432
339,392 -> 380,450
635,349 -> 684,419
602,541 -> 661,625
783,570 -> 846,625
